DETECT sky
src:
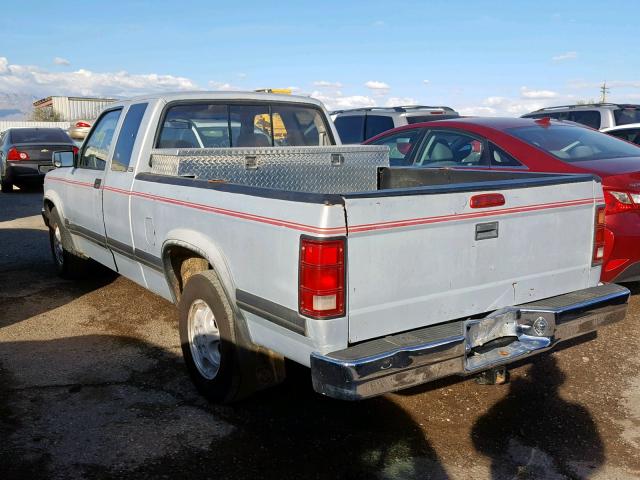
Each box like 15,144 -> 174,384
0,0 -> 639,118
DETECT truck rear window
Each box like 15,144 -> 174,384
508,124 -> 640,162
157,103 -> 332,148
10,128 -> 72,144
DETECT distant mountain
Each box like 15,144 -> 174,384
0,93 -> 38,120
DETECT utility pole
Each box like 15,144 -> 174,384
600,81 -> 610,103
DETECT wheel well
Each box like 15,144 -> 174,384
164,245 -> 211,300
43,199 -> 55,226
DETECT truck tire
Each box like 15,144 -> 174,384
48,207 -> 89,279
178,270 -> 285,403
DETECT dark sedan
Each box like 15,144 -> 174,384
365,117 -> 640,283
0,127 -> 77,192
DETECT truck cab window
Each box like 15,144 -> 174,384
230,105 -> 273,147
269,105 -> 332,146
112,103 -> 148,172
78,109 -> 122,170
158,104 -> 229,148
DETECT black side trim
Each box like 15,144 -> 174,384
134,248 -> 164,271
136,173 -> 345,205
107,236 -> 163,272
66,221 -> 107,247
236,289 -> 306,335
67,221 -> 163,272
106,235 -> 134,256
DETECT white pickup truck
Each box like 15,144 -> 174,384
42,92 -> 630,402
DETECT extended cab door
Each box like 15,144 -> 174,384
64,108 -> 122,270
102,102 -> 149,286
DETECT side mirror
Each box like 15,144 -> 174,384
52,150 -> 75,168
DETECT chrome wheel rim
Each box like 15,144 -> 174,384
53,225 -> 64,266
187,299 -> 221,380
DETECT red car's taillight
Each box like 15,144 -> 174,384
299,237 -> 345,319
592,205 -> 606,266
75,121 -> 91,128
604,190 -> 640,214
7,147 -> 30,161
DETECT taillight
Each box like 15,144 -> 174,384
72,146 -> 79,155
75,121 -> 91,128
592,205 -> 606,266
604,190 -> 639,214
299,237 -> 345,319
7,147 -> 30,161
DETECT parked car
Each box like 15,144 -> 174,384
68,120 -> 92,140
603,123 -> 640,146
332,105 -> 459,144
41,92 -> 630,403
522,103 -> 640,130
0,127 -> 77,192
365,117 -> 640,283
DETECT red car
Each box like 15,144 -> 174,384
365,117 -> 640,283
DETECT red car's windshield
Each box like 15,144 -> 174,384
507,124 -> 640,162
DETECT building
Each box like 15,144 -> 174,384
32,96 -> 117,121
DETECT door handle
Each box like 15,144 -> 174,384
93,178 -> 102,189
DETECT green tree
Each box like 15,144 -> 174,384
30,107 -> 62,121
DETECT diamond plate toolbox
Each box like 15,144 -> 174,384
149,145 -> 389,194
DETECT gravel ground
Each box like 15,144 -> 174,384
1,187 -> 639,479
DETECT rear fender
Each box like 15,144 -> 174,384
161,228 -> 236,305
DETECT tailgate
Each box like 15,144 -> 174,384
343,177 -> 601,342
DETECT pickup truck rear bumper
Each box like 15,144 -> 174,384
310,283 -> 630,400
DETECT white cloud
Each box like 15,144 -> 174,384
237,72 -> 247,78
384,96 -> 417,107
459,96 -> 550,117
365,80 -> 390,90
313,80 -> 343,88
310,90 -> 375,111
520,86 -> 559,99
457,106 -> 498,116
53,57 -> 70,66
0,57 -> 198,97
423,80 -> 430,85
372,20 -> 385,27
552,51 -> 577,62
208,81 -> 238,91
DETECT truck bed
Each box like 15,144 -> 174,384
140,147 -> 601,344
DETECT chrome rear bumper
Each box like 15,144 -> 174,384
310,283 -> 630,400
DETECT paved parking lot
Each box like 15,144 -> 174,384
1,188 -> 639,480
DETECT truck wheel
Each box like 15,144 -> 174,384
48,207 -> 89,278
1,177 -> 13,193
178,270 -> 285,403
